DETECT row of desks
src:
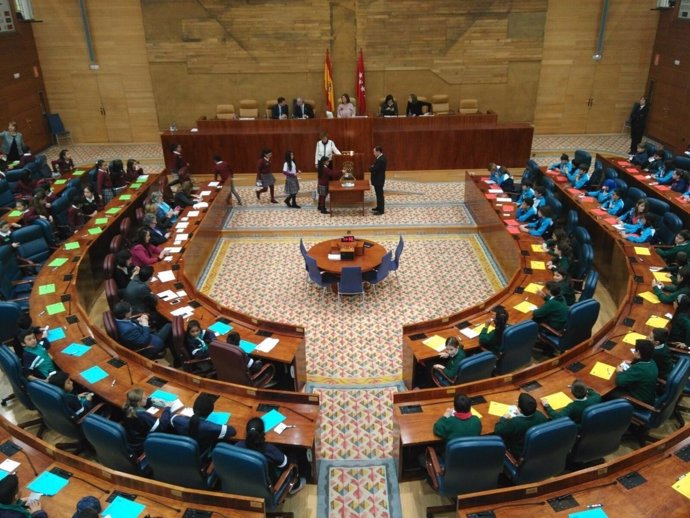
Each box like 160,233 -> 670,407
393,173 -> 690,513
24,170 -> 320,492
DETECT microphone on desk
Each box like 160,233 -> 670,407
280,403 -> 316,423
16,446 -> 38,476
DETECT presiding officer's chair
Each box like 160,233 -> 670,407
238,99 -> 259,119
503,417 -> 578,485
424,436 -> 505,517
144,433 -> 216,490
82,414 -> 149,476
212,443 -> 299,511
538,299 -> 600,354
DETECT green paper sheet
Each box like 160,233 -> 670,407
119,194 -> 133,201
130,183 -> 143,189
38,284 -> 56,295
72,169 -> 85,176
105,207 -> 122,215
95,217 -> 108,225
54,179 -> 67,185
8,210 -> 22,217
47,257 -> 68,267
64,242 -> 80,250
87,226 -> 103,235
45,302 -> 66,315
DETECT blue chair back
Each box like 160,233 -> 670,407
305,255 -> 331,289
0,302 -> 21,345
574,150 -> 592,169
623,187 -> 646,212
573,226 -> 591,245
82,414 -> 139,474
47,113 -> 66,135
13,225 -> 51,265
604,168 -> 618,180
439,436 -> 505,496
613,178 -> 628,195
338,266 -> 364,295
657,212 -> 684,245
495,320 -> 538,375
574,243 -> 594,279
644,142 -> 657,157
0,180 -> 14,207
646,197 -> 670,217
0,246 -> 31,308
0,345 -> 36,411
212,443 -> 279,508
509,418 -> 578,484
541,177 -> 555,193
674,156 -> 690,171
144,433 -> 212,489
556,299 -> 600,352
569,400 -> 633,465
566,210 -> 578,234
371,251 -> 392,284
26,380 -> 82,440
391,235 -> 404,272
455,352 -> 497,384
546,195 -> 562,219
637,357 -> 690,430
579,270 -> 599,301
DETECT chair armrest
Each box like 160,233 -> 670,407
17,258 -> 40,268
425,446 -> 442,491
273,463 -> 299,504
538,323 -> 564,337
432,367 -> 455,387
504,450 -> 519,467
623,395 -> 656,412
11,279 -> 34,286
250,362 -> 276,384
75,402 -> 106,425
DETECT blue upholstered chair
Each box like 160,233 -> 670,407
579,270 -> 599,301
0,302 -> 22,347
364,251 -> 392,295
337,266 -> 364,306
305,255 -> 335,299
432,351 -> 497,386
144,433 -> 217,489
574,149 -> 592,169
503,417 -> 578,485
604,168 -> 618,181
623,187 -> 646,213
0,245 -> 35,310
212,443 -> 298,511
82,414 -> 149,475
424,436 -> 505,516
299,238 -> 309,283
26,380 -> 85,450
646,197 -> 670,218
568,399 -> 633,466
389,235 -> 405,280
13,225 -> 52,268
0,345 -> 42,430
0,180 -> 14,209
494,320 -> 538,375
656,212 -> 683,245
566,210 -> 578,235
573,243 -> 594,280
538,299 -> 600,354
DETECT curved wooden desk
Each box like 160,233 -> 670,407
308,237 -> 386,274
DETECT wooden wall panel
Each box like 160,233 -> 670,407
0,6 -> 52,151
31,0 -> 159,143
646,4 -> 690,152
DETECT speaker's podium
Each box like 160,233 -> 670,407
328,152 -> 370,217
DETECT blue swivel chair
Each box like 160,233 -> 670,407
0,245 -> 34,310
212,443 -> 299,511
82,414 -> 149,475
503,417 -> 578,485
538,299 -> 600,354
13,225 -> 52,269
0,302 -> 21,346
630,357 -> 690,444
26,380 -> 86,450
623,187 -> 646,213
389,235 -> 404,280
0,180 -> 14,209
299,238 -> 309,283
573,243 -> 594,281
613,178 -> 628,197
579,270 -> 599,301
363,251 -> 392,295
656,212 -> 683,245
646,197 -> 670,218
337,266 -> 364,306
494,320 -> 538,375
674,156 -> 690,171
574,149 -> 592,169
589,160 -> 603,187
144,433 -> 216,490
0,345 -> 42,430
432,351 -> 497,386
566,210 -> 578,234
305,255 -> 335,299
568,399 -> 633,467
425,436 -> 505,517
644,142 -> 657,157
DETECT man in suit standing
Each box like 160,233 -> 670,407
628,96 -> 648,155
370,146 -> 387,215
271,97 -> 289,119
293,97 -> 314,119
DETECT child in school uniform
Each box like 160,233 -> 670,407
654,160 -> 675,184
431,336 -> 466,385
602,188 -> 624,216
47,372 -> 94,419
18,329 -> 56,380
622,213 -> 656,244
185,319 -> 217,359
519,205 -> 553,238
516,197 -> 537,223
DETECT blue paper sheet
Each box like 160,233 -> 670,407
149,389 -> 177,402
261,409 -> 286,432
102,496 -> 146,518
26,471 -> 69,496
0,470 -> 8,481
61,343 -> 91,357
569,508 -> 608,518
79,365 -> 109,384
239,339 -> 257,354
46,327 -> 66,342
207,411 -> 231,425
208,321 -> 233,335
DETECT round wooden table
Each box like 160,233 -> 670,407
308,238 -> 387,275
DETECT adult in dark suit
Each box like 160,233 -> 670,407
124,265 -> 158,314
628,96 -> 648,155
293,97 -> 315,119
113,301 -> 169,358
370,146 -> 387,215
271,97 -> 289,120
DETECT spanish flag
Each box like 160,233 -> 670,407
324,49 -> 335,113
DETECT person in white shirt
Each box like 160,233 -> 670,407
314,132 -> 341,168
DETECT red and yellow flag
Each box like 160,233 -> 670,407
324,49 -> 335,113
355,49 -> 366,115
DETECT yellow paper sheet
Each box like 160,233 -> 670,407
543,392 -> 573,410
531,260 -> 547,270
514,300 -> 538,313
590,361 -> 615,380
471,407 -> 483,419
488,401 -> 512,417
524,282 -> 543,294
645,316 -> 670,329
672,473 -> 690,499
531,244 -> 545,253
638,291 -> 661,304
423,335 -> 447,352
634,246 -> 651,256
623,331 -> 648,345
653,271 -> 672,283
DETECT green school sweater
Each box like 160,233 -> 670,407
615,360 -> 658,405
433,413 -> 482,442
545,388 -> 601,424
493,411 -> 548,457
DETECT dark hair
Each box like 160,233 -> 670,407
18,329 -> 35,344
260,148 -> 271,158
522,197 -> 534,207
635,339 -> 654,361
212,154 -> 222,162
341,93 -> 351,103
677,266 -> 690,288
169,143 -> 180,153
226,331 -> 240,346
138,265 -> 154,282
560,153 -> 569,161
76,509 -> 100,518
317,155 -> 330,179
409,93 -> 418,103
277,96 -> 285,103
613,188 -> 624,198
518,393 -> 537,416
189,393 -> 215,439
48,371 -> 69,390
0,473 -> 19,504
284,150 -> 294,171
545,280 -> 561,297
186,319 -> 201,334
492,306 -> 509,342
127,159 -> 139,171
374,145 -> 383,154
384,94 -> 394,103
522,179 -> 533,188
651,328 -> 668,343
539,205 -> 552,218
59,149 -> 69,160
677,251 -> 688,266
453,393 -> 471,413
113,301 -> 132,319
445,336 -> 461,349
116,249 -> 132,267
571,380 -> 587,399
135,227 -> 151,246
245,417 -> 266,451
